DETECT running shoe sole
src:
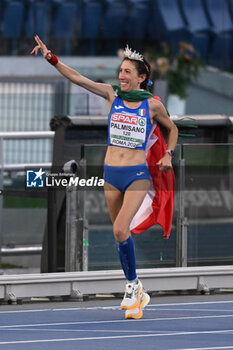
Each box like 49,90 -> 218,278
125,292 -> 150,319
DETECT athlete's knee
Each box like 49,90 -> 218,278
113,221 -> 129,243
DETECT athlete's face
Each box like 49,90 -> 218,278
119,60 -> 145,92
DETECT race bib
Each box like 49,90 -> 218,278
110,113 -> 147,149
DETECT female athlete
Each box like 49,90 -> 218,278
31,36 -> 178,319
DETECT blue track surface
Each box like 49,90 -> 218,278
1,300 -> 233,349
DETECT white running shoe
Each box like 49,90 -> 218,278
120,280 -> 142,310
125,290 -> 150,319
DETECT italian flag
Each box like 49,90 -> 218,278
139,109 -> 145,116
130,97 -> 175,239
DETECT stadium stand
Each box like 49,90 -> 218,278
2,0 -> 25,54
178,0 -> 213,61
78,0 -> 104,55
203,0 -> 233,69
52,1 -> 78,55
229,0 -> 233,18
25,1 -> 51,41
101,0 -> 128,54
124,0 -> 151,51
0,0 -> 232,70
148,0 -> 191,52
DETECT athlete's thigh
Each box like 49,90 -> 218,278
104,181 -> 124,223
114,179 -> 150,229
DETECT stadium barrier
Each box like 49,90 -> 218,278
1,266 -> 233,303
0,115 -> 233,301
0,131 -> 54,270
0,116 -> 233,272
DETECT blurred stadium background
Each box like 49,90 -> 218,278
0,0 -> 233,291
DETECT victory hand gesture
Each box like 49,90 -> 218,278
30,35 -> 51,59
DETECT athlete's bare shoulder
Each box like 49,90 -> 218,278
148,96 -> 163,109
148,97 -> 164,117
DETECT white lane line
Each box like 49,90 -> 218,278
172,346 -> 233,350
0,329 -> 233,345
147,308 -> 233,313
148,301 -> 233,307
1,314 -> 233,329
0,328 -> 167,334
0,300 -> 233,314
0,306 -> 120,314
0,309 -> 52,314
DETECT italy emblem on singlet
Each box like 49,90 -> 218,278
110,112 -> 147,149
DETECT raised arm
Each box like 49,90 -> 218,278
31,35 -> 115,102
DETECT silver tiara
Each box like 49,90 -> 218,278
123,45 -> 144,62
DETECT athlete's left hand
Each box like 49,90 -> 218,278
157,154 -> 173,172
30,35 -> 51,59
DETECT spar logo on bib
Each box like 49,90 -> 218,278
111,113 -> 138,125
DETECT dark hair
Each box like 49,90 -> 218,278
123,57 -> 151,90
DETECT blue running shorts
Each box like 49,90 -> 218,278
104,163 -> 151,192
